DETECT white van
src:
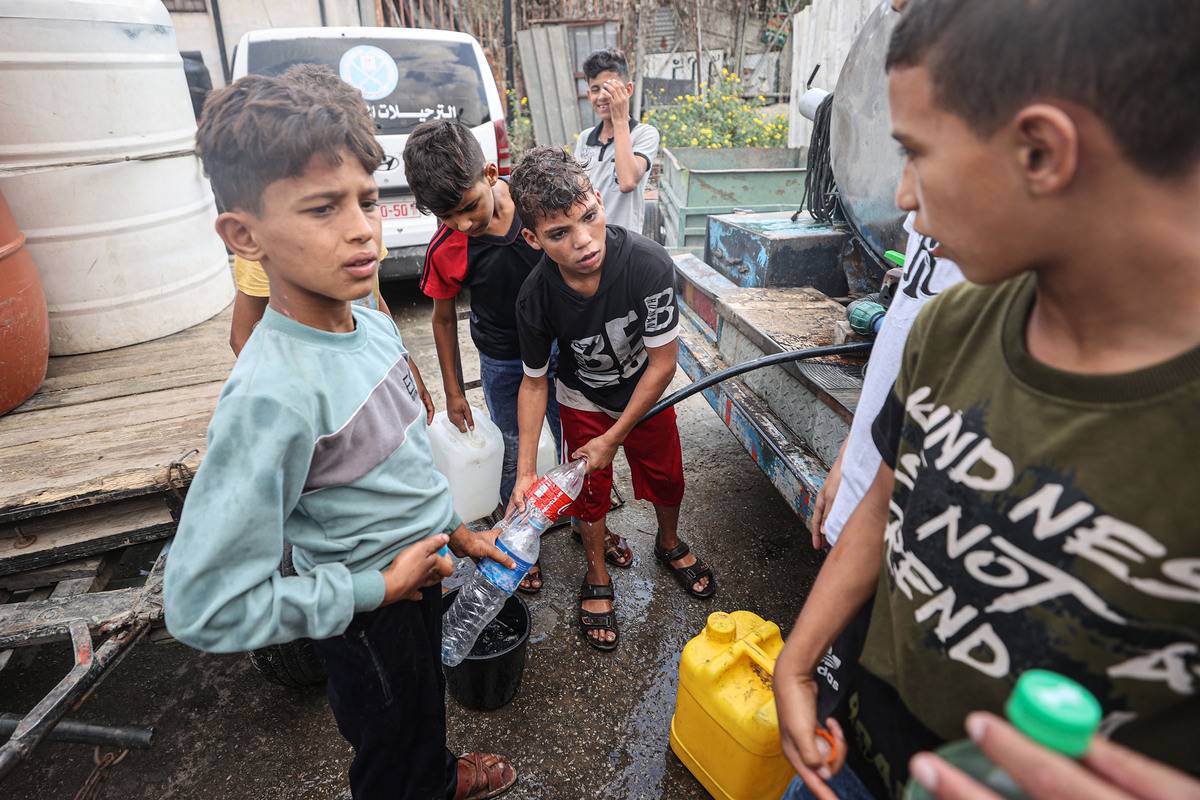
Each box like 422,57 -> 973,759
231,27 -> 510,280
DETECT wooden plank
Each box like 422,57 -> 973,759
0,556 -> 103,592
0,403 -> 209,523
0,497 -> 174,577
0,587 -> 138,649
1,587 -> 51,668
9,306 -> 233,415
0,381 -> 220,450
20,355 -> 233,413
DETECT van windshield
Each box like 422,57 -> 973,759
247,37 -> 490,136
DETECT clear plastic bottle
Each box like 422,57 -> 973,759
441,458 -> 586,666
903,670 -> 1102,800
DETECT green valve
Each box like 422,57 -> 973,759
847,298 -> 887,336
884,249 -> 906,267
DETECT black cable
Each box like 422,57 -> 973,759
796,91 -> 841,224
639,342 -> 872,425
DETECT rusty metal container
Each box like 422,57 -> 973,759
0,189 -> 49,415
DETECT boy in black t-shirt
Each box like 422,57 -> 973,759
508,147 -> 717,652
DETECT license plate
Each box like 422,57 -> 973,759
378,200 -> 422,219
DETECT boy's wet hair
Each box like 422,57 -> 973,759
583,48 -> 629,81
510,147 -> 593,229
887,0 -> 1200,178
195,65 -> 384,212
402,119 -> 487,216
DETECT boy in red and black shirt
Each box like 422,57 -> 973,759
404,120 -> 560,526
509,147 -> 717,652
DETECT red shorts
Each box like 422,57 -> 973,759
558,404 -> 685,522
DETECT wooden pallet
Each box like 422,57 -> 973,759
0,305 -> 234,526
0,305 -> 233,665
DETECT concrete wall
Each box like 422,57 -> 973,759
787,0 -> 878,147
169,0 -> 365,87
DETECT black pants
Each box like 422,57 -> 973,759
314,586 -> 458,800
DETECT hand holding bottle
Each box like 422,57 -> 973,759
909,712 -> 1200,800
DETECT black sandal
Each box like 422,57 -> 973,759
571,524 -> 634,568
578,579 -> 619,652
517,561 -> 543,595
655,539 -> 717,599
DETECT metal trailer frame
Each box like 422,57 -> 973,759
0,541 -> 166,781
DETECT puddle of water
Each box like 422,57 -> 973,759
602,608 -> 692,799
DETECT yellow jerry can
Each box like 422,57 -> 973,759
669,611 -> 793,800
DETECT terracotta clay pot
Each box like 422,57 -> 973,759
0,189 -> 49,415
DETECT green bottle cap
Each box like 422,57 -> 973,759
884,249 -> 906,267
1005,670 -> 1101,758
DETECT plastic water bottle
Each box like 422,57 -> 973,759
903,670 -> 1101,800
441,458 -> 587,666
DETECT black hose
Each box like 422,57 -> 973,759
639,342 -> 872,424
796,91 -> 841,224
0,714 -> 154,750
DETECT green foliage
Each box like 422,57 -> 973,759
643,70 -> 789,149
505,89 -> 535,161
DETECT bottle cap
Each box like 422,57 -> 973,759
1004,670 -> 1101,758
705,612 -> 736,643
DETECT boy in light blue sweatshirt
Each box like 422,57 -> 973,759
164,67 -> 517,800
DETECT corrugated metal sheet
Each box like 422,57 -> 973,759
648,6 -> 679,53
518,20 -> 619,148
787,0 -> 881,148
517,24 -> 578,147
569,21 -> 619,130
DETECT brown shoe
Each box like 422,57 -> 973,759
453,752 -> 516,800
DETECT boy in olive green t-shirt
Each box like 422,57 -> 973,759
773,2 -> 1200,799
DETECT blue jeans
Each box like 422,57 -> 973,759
479,347 -> 561,507
780,769 -> 876,800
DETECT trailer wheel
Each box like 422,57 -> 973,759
645,199 -> 665,245
247,544 -> 327,689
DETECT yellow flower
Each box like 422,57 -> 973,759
669,114 -> 677,121
700,127 -> 712,136
520,96 -> 528,106
690,137 -> 699,146
758,95 -> 766,102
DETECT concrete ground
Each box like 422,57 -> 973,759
0,284 -> 826,800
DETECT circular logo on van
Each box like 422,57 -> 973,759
339,45 -> 398,101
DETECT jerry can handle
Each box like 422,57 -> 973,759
742,640 -> 777,677
702,639 -> 777,679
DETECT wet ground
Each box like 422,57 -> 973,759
0,285 -> 826,800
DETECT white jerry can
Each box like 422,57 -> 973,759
427,407 -> 504,523
536,421 -> 558,476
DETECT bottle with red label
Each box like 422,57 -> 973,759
441,458 -> 586,666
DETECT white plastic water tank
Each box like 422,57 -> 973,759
0,0 -> 233,355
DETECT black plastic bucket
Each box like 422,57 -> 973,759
442,589 -> 530,711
